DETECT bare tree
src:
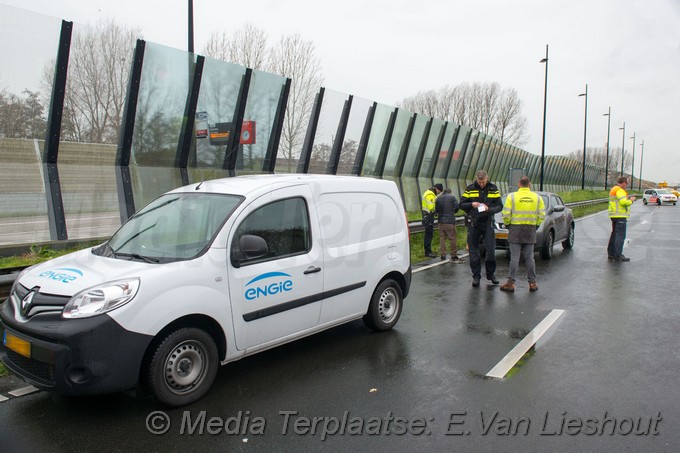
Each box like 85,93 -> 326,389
401,81 -> 528,147
268,34 -> 324,172
203,23 -> 269,69
493,88 -> 528,147
41,19 -> 139,144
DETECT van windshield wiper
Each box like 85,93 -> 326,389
115,252 -> 160,263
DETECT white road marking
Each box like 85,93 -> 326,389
413,253 -> 470,273
8,385 -> 40,397
0,394 -> 8,403
486,309 -> 565,379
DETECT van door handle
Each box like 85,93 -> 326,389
304,266 -> 321,274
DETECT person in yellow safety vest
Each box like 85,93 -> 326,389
607,176 -> 636,262
421,183 -> 443,257
500,176 -> 546,292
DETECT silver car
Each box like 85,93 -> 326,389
492,191 -> 575,260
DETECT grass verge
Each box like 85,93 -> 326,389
0,362 -> 8,377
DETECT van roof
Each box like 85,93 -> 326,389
170,174 -> 395,197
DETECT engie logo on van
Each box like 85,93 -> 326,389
37,268 -> 84,284
244,272 -> 293,301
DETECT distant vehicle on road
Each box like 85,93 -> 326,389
492,191 -> 575,260
642,189 -> 677,206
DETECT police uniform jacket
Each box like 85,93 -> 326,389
459,181 -> 502,226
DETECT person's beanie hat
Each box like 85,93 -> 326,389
434,183 -> 444,191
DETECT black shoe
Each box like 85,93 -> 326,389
615,255 -> 630,262
472,278 -> 480,287
440,255 -> 447,260
608,256 -> 616,261
488,275 -> 499,284
425,252 -> 437,258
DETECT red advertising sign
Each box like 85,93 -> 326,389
240,121 -> 256,144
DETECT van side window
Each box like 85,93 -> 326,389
232,197 -> 311,265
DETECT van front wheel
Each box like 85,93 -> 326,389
363,279 -> 403,331
144,327 -> 218,407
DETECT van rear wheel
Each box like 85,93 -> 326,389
144,327 -> 218,407
363,279 -> 403,331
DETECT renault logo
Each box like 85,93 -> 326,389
20,291 -> 36,317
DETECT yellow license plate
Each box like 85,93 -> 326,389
496,232 -> 509,240
4,331 -> 31,358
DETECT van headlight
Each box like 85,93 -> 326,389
63,279 -> 140,319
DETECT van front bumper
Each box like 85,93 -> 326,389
1,300 -> 153,396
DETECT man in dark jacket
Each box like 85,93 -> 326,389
435,188 -> 465,263
459,170 -> 503,287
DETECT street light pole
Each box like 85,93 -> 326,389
188,0 -> 194,53
578,84 -> 588,190
638,140 -> 644,191
603,107 -> 611,190
618,122 -> 626,177
630,132 -> 636,190
539,44 -> 549,191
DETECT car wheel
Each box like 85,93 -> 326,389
643,199 -> 648,205
363,279 -> 403,331
657,199 -> 662,206
562,223 -> 575,249
144,327 -> 218,407
540,230 -> 554,260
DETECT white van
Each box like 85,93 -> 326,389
1,175 -> 411,406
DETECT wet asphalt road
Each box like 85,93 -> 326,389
1,205 -> 679,452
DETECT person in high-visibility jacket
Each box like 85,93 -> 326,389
421,183 -> 443,258
500,176 -> 546,292
607,176 -> 636,262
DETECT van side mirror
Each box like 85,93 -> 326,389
240,234 -> 268,259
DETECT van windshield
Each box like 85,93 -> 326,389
95,193 -> 242,263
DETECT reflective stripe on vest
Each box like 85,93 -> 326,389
608,187 -> 630,218
422,189 -> 436,212
503,190 -> 545,225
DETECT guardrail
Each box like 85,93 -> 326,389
408,198 -> 609,234
0,199 -> 610,298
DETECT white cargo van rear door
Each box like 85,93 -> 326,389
228,185 -> 323,350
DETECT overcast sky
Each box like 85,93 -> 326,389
2,0 -> 679,184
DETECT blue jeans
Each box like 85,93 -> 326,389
607,218 -> 627,258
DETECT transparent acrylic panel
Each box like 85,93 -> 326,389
192,55 -> 247,168
336,96 -> 373,175
239,69 -> 287,174
400,177 -> 421,214
459,130 -> 479,183
487,141 -> 503,180
418,119 -> 446,178
59,19 -> 137,240
383,109 -> 414,177
61,21 -> 134,145
128,42 -> 195,209
485,139 -> 500,179
308,88 -> 348,175
60,143 -> 121,240
131,42 -> 194,168
446,125 -> 470,180
475,135 -> 492,177
402,115 -> 429,178
361,103 -> 393,177
434,123 -> 458,180
466,132 -> 487,182
0,6 -> 61,244
129,166 -> 184,211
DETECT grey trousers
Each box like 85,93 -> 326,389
508,242 -> 536,283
